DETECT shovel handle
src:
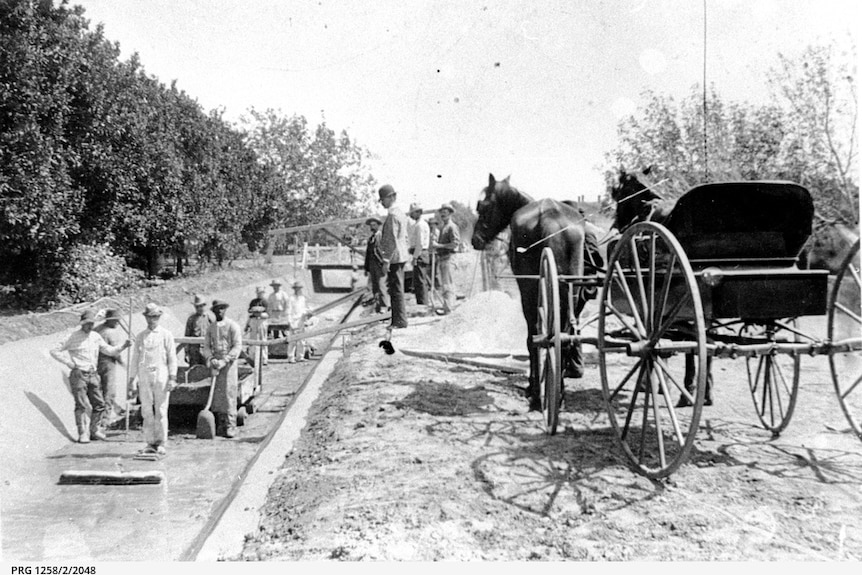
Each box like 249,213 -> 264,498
203,372 -> 217,411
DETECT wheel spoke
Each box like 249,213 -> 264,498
606,302 -> 645,340
610,358 -> 645,401
770,360 -> 786,421
637,368 -> 651,465
841,372 -> 862,400
773,357 -> 794,397
579,310 -> 600,329
648,232 -> 657,334
849,263 -> 861,289
621,361 -> 648,441
629,235 -> 650,330
649,363 -> 667,468
655,251 -> 678,327
613,261 -> 648,336
648,293 -> 692,347
654,356 -> 695,405
655,366 -> 685,446
835,302 -> 862,325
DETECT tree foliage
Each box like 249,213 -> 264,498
604,41 -> 858,227
0,1 -> 376,306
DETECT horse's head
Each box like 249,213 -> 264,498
610,167 -> 661,230
472,173 -> 525,250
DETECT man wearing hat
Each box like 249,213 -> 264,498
95,309 -> 127,426
431,203 -> 461,314
286,280 -> 312,363
129,303 -> 178,455
407,203 -> 431,306
202,299 -> 243,438
378,184 -> 410,329
363,216 -> 389,312
51,310 -> 132,443
248,286 -> 269,315
181,294 -> 214,367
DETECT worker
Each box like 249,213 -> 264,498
181,294 -> 214,367
202,299 -> 243,438
128,303 -> 177,455
94,308 -> 127,426
363,216 -> 388,312
51,310 -> 131,443
378,184 -> 410,329
431,203 -> 461,314
244,305 -> 269,367
267,279 -> 289,337
407,203 -> 430,306
248,286 -> 269,314
286,280 -> 312,363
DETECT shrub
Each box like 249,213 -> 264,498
54,243 -> 144,306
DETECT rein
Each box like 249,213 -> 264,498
615,178 -> 669,204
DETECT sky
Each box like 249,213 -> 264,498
72,0 -> 859,212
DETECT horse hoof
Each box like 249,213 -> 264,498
528,399 -> 542,412
704,397 -> 713,406
675,397 -> 693,408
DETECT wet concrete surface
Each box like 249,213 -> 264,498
1,288 -> 361,561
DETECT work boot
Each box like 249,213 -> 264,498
78,433 -> 91,444
155,445 -> 166,455
224,427 -> 237,439
91,429 -> 107,441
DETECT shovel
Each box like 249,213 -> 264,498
196,370 -> 218,439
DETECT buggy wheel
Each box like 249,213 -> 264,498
745,323 -> 800,436
598,222 -> 707,478
828,238 -> 862,440
538,247 -> 562,435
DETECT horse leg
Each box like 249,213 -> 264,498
561,228 -> 586,382
676,354 -> 713,407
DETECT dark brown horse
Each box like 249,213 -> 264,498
609,168 -> 713,405
471,174 -> 586,410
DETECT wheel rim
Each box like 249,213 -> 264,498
828,238 -> 862,440
538,247 -> 562,435
598,222 -> 707,478
745,323 -> 800,435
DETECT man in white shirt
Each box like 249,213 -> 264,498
51,310 -> 130,443
378,184 -> 410,329
129,303 -> 178,455
407,203 -> 431,307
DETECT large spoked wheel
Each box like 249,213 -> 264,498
828,238 -> 862,440
598,222 -> 707,478
537,247 -> 562,435
745,323 -> 801,436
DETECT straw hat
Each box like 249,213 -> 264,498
79,310 -> 97,325
378,184 -> 396,200
365,216 -> 382,226
102,309 -> 122,322
211,299 -> 229,310
439,203 -> 454,213
193,294 -> 207,306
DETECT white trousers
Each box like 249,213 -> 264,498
139,368 -> 170,447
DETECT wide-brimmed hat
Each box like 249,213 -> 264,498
365,216 -> 382,226
102,309 -> 122,321
439,203 -> 455,213
255,286 -> 266,294
249,305 -> 266,313
378,184 -> 396,200
211,299 -> 229,310
408,202 -> 422,215
291,280 -> 303,289
193,294 -> 207,306
79,310 -> 97,325
270,279 -> 282,287
142,303 -> 163,317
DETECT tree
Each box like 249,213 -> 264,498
604,41 -> 858,230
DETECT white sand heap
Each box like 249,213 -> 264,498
401,290 -> 528,355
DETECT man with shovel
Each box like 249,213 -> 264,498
129,303 -> 177,455
202,299 -> 243,438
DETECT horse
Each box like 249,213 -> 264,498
608,168 -> 713,405
471,174 -> 587,411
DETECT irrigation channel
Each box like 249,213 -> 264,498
2,289 -> 380,562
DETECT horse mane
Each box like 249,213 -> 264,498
610,168 -> 665,230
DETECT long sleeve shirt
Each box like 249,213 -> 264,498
436,220 -> 461,255
267,291 -> 290,320
185,311 -> 215,338
51,329 -> 126,372
380,204 -> 410,264
129,326 -> 178,380
202,319 -> 243,362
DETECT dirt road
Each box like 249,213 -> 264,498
242,288 -> 862,561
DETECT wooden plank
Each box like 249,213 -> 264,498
59,470 -> 165,485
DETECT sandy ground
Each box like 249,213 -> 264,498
239,254 -> 862,561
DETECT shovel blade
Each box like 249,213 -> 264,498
196,410 -> 216,439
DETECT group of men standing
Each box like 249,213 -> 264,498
363,184 -> 461,328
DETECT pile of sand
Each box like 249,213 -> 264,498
400,290 -> 527,355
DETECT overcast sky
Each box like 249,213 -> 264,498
73,0 -> 858,211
